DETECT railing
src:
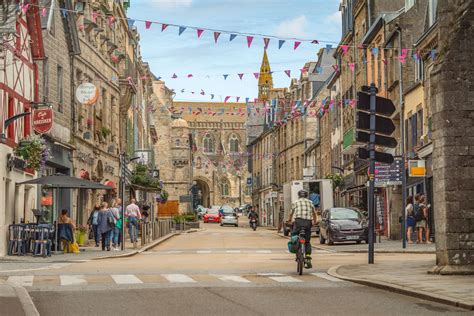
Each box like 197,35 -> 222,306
153,219 -> 174,239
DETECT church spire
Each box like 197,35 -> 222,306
258,49 -> 273,101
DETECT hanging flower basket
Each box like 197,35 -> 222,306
156,190 -> 168,204
14,135 -> 49,171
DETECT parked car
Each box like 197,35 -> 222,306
219,205 -> 238,227
319,207 -> 368,245
203,208 -> 220,223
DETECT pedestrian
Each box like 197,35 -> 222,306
126,198 -> 142,247
109,199 -> 121,251
277,206 -> 285,233
406,196 -> 415,244
97,201 -> 113,251
58,209 -> 79,253
87,203 -> 101,247
414,194 -> 427,243
422,195 -> 432,244
418,195 -> 430,243
115,198 -> 123,249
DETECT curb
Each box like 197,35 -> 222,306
327,265 -> 474,311
6,282 -> 39,316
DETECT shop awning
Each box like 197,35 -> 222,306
104,180 -> 117,189
18,173 -> 113,189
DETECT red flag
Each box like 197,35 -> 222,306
187,74 -> 193,78
238,73 -> 244,80
341,45 -> 349,55
246,36 -> 253,48
197,29 -> 204,38
294,41 -> 301,50
224,96 -> 231,103
214,32 -> 221,43
161,24 -> 168,32
145,21 -> 152,29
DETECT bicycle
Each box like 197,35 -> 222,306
296,228 -> 307,275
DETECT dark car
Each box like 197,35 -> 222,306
319,207 -> 368,245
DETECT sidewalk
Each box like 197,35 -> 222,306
328,257 -> 474,310
316,238 -> 435,253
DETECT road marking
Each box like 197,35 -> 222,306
226,250 -> 241,253
255,250 -> 272,254
164,250 -> 183,254
60,275 -> 87,286
111,274 -> 143,284
215,275 -> 251,283
162,274 -> 196,283
269,276 -> 303,283
311,273 -> 344,282
7,275 -> 33,287
196,250 -> 212,254
258,273 -> 283,276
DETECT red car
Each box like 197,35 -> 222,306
203,209 -> 220,223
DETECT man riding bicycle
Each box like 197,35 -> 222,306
288,190 -> 317,269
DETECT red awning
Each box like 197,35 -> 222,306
104,180 -> 116,189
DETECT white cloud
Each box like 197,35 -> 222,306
150,0 -> 193,10
274,15 -> 309,38
326,11 -> 341,24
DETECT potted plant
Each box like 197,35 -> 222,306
75,224 -> 88,246
156,190 -> 168,204
101,127 -> 111,139
14,134 -> 49,171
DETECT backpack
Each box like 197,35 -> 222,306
287,235 -> 300,253
413,203 -> 422,221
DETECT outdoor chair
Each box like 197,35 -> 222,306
8,224 -> 27,256
33,226 -> 52,257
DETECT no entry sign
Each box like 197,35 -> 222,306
32,108 -> 53,134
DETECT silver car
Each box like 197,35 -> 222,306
219,205 -> 238,227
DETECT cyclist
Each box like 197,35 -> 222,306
248,206 -> 259,225
288,190 -> 317,269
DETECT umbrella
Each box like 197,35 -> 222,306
18,173 -> 113,253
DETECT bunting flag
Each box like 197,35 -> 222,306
180,89 -> 185,93
311,40 -> 319,44
238,73 -> 244,80
278,40 -> 285,49
263,38 -> 270,49
245,97 -> 250,104
223,74 -> 229,80
200,89 -> 205,95
108,16 -> 116,27
236,97 -> 240,102
349,63 -> 355,72
224,96 -> 231,103
187,74 -> 193,78
382,59 -> 388,65
430,49 -> 436,61
92,12 -> 98,23
325,44 -> 333,52
246,36 -> 254,48
229,34 -> 237,41
178,26 -> 186,35
172,73 -> 178,78
341,45 -> 349,55
210,94 -> 215,100
127,19 -> 135,28
284,70 -> 291,78
316,66 -> 323,74
161,24 -> 168,32
300,68 -> 307,74
253,73 -> 259,79
145,21 -> 152,29
21,3 -> 30,13
371,47 -> 379,56
214,32 -> 221,43
41,7 -> 47,17
294,41 -> 301,50
197,29 -> 204,38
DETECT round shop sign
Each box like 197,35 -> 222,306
32,107 -> 53,134
76,82 -> 99,105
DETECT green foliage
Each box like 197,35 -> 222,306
101,127 -> 111,138
14,134 -> 49,170
131,163 -> 160,189
173,213 -> 196,223
325,173 -> 344,189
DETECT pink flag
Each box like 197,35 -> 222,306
108,16 -> 115,27
253,73 -> 259,79
294,41 -> 301,50
246,36 -> 253,48
21,4 -> 29,14
341,45 -> 349,55
300,68 -> 307,74
236,97 -> 240,102
79,24 -> 85,31
349,63 -> 355,72
401,48 -> 408,58
41,7 -> 47,17
382,59 -> 387,65
214,32 -> 221,43
161,24 -> 168,32
224,96 -> 231,103
92,12 -> 98,23
145,21 -> 152,29
197,29 -> 204,38
284,70 -> 291,77
263,38 -> 270,49
238,73 -> 244,80
187,74 -> 193,78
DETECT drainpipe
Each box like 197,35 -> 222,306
367,0 -> 372,27
395,26 -> 407,249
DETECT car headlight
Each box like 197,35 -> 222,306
330,223 -> 339,230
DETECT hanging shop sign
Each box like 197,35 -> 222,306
32,107 -> 53,134
76,83 -> 99,105
409,160 -> 426,177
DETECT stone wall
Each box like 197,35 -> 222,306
431,0 -> 474,273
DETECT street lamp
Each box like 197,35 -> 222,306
1,112 -> 32,143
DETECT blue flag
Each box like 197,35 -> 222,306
278,40 -> 285,49
178,26 -> 186,35
229,34 -> 237,41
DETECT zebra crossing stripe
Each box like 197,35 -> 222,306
226,250 -> 241,253
60,275 -> 87,286
111,274 -> 143,284
215,275 -> 251,283
197,250 -> 212,254
164,250 -> 183,254
269,276 -> 302,283
255,250 -> 272,254
311,273 -> 343,282
162,274 -> 196,283
7,275 -> 34,287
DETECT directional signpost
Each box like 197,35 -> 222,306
355,83 -> 397,264
373,157 -> 403,187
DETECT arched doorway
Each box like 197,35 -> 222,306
194,178 -> 210,208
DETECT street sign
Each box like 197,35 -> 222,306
76,82 -> 99,105
357,91 -> 396,116
179,195 -> 192,203
356,112 -> 396,135
358,147 -> 395,165
373,158 -> 403,187
355,131 -> 397,148
247,177 -> 252,185
32,107 -> 53,134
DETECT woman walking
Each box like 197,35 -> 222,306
406,196 -> 415,244
109,199 -> 122,251
87,203 -> 101,247
97,201 -> 113,251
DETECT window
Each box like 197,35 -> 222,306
415,58 -> 424,82
428,0 -> 438,27
417,108 -> 423,142
57,65 -> 63,112
203,134 -> 215,153
229,134 -> 239,153
175,139 -> 180,147
405,0 -> 416,11
221,179 -> 230,196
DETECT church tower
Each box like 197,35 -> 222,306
258,49 -> 273,102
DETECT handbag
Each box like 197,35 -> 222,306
107,210 -> 116,228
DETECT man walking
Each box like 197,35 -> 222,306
126,198 -> 142,248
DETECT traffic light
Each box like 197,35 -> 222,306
355,85 -> 397,164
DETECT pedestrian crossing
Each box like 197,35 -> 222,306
3,272 -> 345,288
145,249 -> 331,255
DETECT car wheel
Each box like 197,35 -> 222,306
327,232 -> 334,245
319,233 -> 326,244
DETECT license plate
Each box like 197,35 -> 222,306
346,235 -> 359,240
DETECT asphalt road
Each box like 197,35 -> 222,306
2,222 -> 469,315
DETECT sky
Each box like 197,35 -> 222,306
128,0 -> 342,102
